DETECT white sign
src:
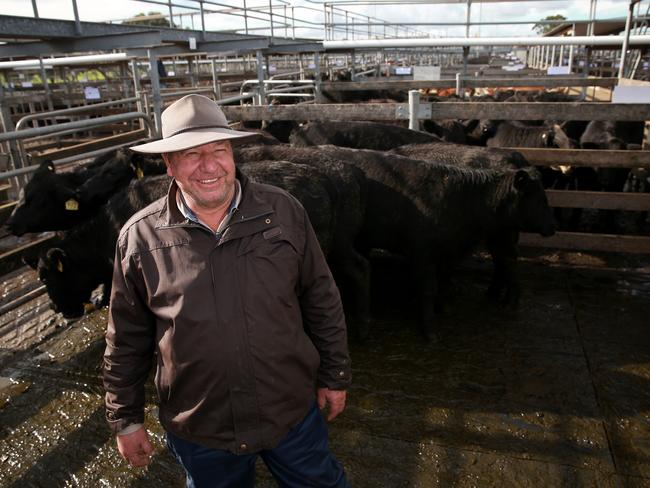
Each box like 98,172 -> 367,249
547,66 -> 571,75
413,66 -> 441,81
308,63 -> 316,69
612,86 -> 650,103
395,66 -> 412,75
189,37 -> 197,50
269,64 -> 277,74
84,86 -> 101,100
21,81 -> 33,88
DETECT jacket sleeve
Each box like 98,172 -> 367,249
103,237 -> 156,434
297,207 -> 352,391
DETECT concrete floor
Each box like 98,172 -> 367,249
0,250 -> 649,487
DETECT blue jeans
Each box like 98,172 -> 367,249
166,403 -> 349,488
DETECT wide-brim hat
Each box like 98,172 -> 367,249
130,94 -> 256,153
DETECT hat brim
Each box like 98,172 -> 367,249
130,128 -> 258,153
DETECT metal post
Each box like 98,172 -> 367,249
618,0 -> 637,79
31,0 -> 39,17
465,0 -> 472,38
211,59 -> 221,100
188,58 -> 197,87
559,45 -> 564,66
550,45 -> 556,67
462,46 -> 469,75
71,0 -> 81,35
455,72 -> 462,97
314,51 -> 322,102
350,51 -> 356,81
168,0 -> 174,28
284,5 -> 288,38
244,0 -> 249,35
256,50 -> 266,105
148,50 -> 162,137
130,59 -> 144,130
588,0 -> 597,36
269,0 -> 274,42
200,0 -> 206,41
292,7 -> 295,40
408,90 -> 420,131
0,83 -> 25,190
38,58 -> 54,112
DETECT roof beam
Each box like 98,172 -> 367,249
0,15 -> 253,43
0,31 -> 162,57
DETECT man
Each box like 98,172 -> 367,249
103,94 -> 351,487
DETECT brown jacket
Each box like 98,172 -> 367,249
103,171 -> 351,454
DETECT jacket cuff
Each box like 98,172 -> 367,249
106,410 -> 145,435
317,365 -> 352,390
117,423 -> 143,436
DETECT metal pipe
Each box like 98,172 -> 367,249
148,50 -> 162,137
31,0 -> 39,18
71,0 -> 82,35
159,87 -> 215,99
619,0 -> 637,79
0,53 -> 129,70
323,34 -> 650,49
216,93 -> 258,105
0,112 -> 154,144
244,0 -> 249,34
211,59 -> 222,100
255,50 -> 266,105
15,97 -> 140,131
408,90 -> 419,131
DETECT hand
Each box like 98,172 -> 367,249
317,388 -> 347,421
116,426 -> 154,467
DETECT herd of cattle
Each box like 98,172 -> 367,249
3,107 -> 647,340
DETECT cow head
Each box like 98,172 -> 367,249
38,247 -> 95,319
512,169 -> 556,237
6,161 -> 81,236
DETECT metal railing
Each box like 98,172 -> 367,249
0,112 -> 155,182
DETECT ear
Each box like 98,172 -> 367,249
45,248 -> 67,273
514,169 -> 530,191
162,153 -> 174,177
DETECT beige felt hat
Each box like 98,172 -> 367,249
130,94 -> 255,153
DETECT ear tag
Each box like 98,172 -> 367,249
65,199 -> 79,211
56,260 -> 64,273
136,167 -> 144,179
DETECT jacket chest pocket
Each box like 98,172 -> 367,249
236,226 -> 302,296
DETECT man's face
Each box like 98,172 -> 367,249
163,140 -> 236,212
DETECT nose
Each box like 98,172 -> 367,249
198,152 -> 223,173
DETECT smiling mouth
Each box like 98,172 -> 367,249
198,177 -> 221,184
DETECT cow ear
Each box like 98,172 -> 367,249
45,248 -> 67,273
514,169 -> 530,190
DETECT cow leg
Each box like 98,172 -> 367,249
413,261 -> 438,341
486,231 -> 520,307
330,248 -> 371,341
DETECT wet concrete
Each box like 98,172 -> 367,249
0,250 -> 649,487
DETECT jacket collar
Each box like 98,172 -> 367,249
155,168 -> 273,230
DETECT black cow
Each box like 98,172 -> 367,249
486,121 -> 576,150
7,160 -> 97,236
240,160 -> 370,339
6,150 -> 164,236
236,144 -> 556,340
36,175 -> 171,319
390,142 -> 529,169
289,120 -> 442,150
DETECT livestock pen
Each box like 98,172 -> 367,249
2,1 -> 650,485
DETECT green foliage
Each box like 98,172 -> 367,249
533,15 -> 567,35
122,11 -> 175,28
